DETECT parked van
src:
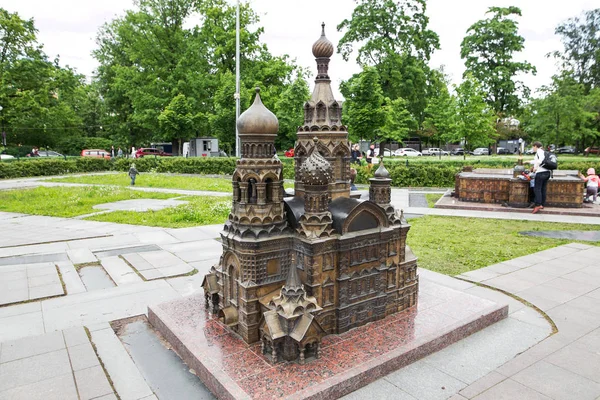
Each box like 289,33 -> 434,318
81,149 -> 111,159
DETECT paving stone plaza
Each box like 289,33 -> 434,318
1,178 -> 600,399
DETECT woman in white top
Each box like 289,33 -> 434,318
529,141 -> 550,214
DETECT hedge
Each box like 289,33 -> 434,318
2,156 -> 600,188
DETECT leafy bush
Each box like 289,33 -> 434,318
3,156 -> 600,187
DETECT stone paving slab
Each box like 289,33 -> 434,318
122,250 -> 193,280
101,256 -> 143,285
0,327 -> 114,400
0,263 -> 64,306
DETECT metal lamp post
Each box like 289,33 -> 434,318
235,0 -> 241,158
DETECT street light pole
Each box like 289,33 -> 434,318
235,0 -> 241,158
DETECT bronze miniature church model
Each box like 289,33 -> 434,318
202,24 -> 418,365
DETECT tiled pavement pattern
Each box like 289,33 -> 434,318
0,327 -> 114,400
0,263 -> 64,306
122,250 -> 193,280
1,177 -> 600,399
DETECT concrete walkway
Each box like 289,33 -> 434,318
0,177 -> 599,399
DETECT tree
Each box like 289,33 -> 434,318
158,94 -> 195,154
454,75 -> 496,156
423,78 -> 458,152
340,66 -> 386,144
379,97 -> 415,145
553,9 -> 600,93
337,0 -> 439,65
337,0 -> 440,138
274,74 -> 310,151
461,6 -> 536,117
523,73 -> 589,147
94,0 -> 301,153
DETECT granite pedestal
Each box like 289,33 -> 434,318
148,278 -> 508,400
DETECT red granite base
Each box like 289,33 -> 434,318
148,279 -> 508,400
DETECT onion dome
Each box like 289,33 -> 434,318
300,138 -> 333,186
374,160 -> 390,179
237,87 -> 279,135
312,23 -> 334,58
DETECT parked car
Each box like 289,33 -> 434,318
81,149 -> 111,159
556,146 -> 577,154
422,148 -> 449,156
496,147 -> 511,155
584,147 -> 600,155
394,148 -> 422,156
0,154 -> 14,160
284,148 -> 295,157
472,148 -> 490,156
450,148 -> 472,156
37,150 -> 64,158
373,147 -> 392,157
135,148 -> 172,158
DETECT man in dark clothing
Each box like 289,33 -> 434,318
366,144 -> 375,164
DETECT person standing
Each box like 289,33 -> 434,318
128,163 -> 139,186
131,146 -> 136,159
351,144 -> 362,165
529,141 -> 550,214
366,144 -> 375,165
117,147 -> 123,158
110,145 -> 115,159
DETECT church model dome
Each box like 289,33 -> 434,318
312,23 -> 334,58
237,87 -> 279,135
374,161 -> 390,179
300,138 -> 333,186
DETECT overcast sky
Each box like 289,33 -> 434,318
3,0 -> 598,100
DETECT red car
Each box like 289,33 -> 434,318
81,149 -> 111,159
284,148 -> 295,157
584,147 -> 599,155
135,148 -> 172,158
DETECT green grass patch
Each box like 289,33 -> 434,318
407,216 -> 599,276
50,173 -> 295,191
0,186 -> 175,217
85,196 -> 231,228
50,173 -> 233,192
426,193 -> 443,208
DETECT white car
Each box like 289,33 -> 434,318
473,148 -> 490,156
422,148 -> 449,156
0,154 -> 14,160
373,148 -> 392,157
394,148 -> 422,156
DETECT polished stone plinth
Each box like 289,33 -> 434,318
148,279 -> 508,400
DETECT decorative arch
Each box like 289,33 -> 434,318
316,101 -> 326,123
342,202 -> 389,235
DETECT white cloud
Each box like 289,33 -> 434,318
3,0 -> 597,96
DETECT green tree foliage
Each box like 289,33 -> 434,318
554,9 -> 600,93
337,0 -> 440,137
461,6 -> 536,117
454,75 -> 496,153
274,74 -> 310,151
0,8 -> 88,151
94,0 -> 301,153
340,66 -> 385,143
380,97 -> 415,144
523,73 -> 591,147
423,73 -> 458,149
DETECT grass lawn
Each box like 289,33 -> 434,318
85,196 -> 231,228
49,173 -> 233,192
426,193 -> 444,208
0,186 -> 175,217
49,173 -> 295,191
407,216 -> 599,275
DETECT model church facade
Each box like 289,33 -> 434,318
203,24 -> 418,364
